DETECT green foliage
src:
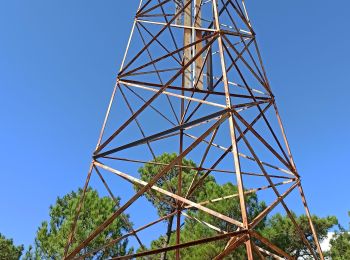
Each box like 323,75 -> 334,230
327,212 -> 350,260
136,153 -> 217,259
262,213 -> 337,258
27,188 -> 132,259
17,152 -> 339,259
136,153 -> 215,216
144,181 -> 266,259
0,233 -> 23,260
136,152 -> 337,259
169,181 -> 265,259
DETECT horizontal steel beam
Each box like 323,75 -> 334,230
94,108 -> 229,158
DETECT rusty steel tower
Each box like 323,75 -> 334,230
64,0 -> 323,259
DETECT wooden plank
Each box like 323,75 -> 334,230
194,0 -> 203,89
212,0 -> 253,258
174,0 -> 183,25
183,0 -> 192,88
206,38 -> 213,90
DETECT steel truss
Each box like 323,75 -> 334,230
64,0 -> 324,259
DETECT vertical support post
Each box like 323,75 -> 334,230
298,183 -> 325,260
64,82 -> 120,257
177,14 -> 187,255
120,0 -> 144,72
175,0 -> 184,25
63,164 -> 93,257
183,0 -> 192,88
212,0 -> 253,259
206,38 -> 213,91
194,0 -> 203,90
272,102 -> 297,172
176,123 -> 184,260
176,80 -> 185,260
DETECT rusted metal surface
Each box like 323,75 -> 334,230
64,1 -> 324,259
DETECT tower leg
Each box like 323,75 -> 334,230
194,0 -> 203,90
212,0 -> 253,258
183,0 -> 192,89
298,183 -> 324,260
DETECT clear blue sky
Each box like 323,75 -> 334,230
0,0 -> 349,250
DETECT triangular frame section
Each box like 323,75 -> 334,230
64,1 -> 324,259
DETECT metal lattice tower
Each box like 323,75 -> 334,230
64,1 -> 324,259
